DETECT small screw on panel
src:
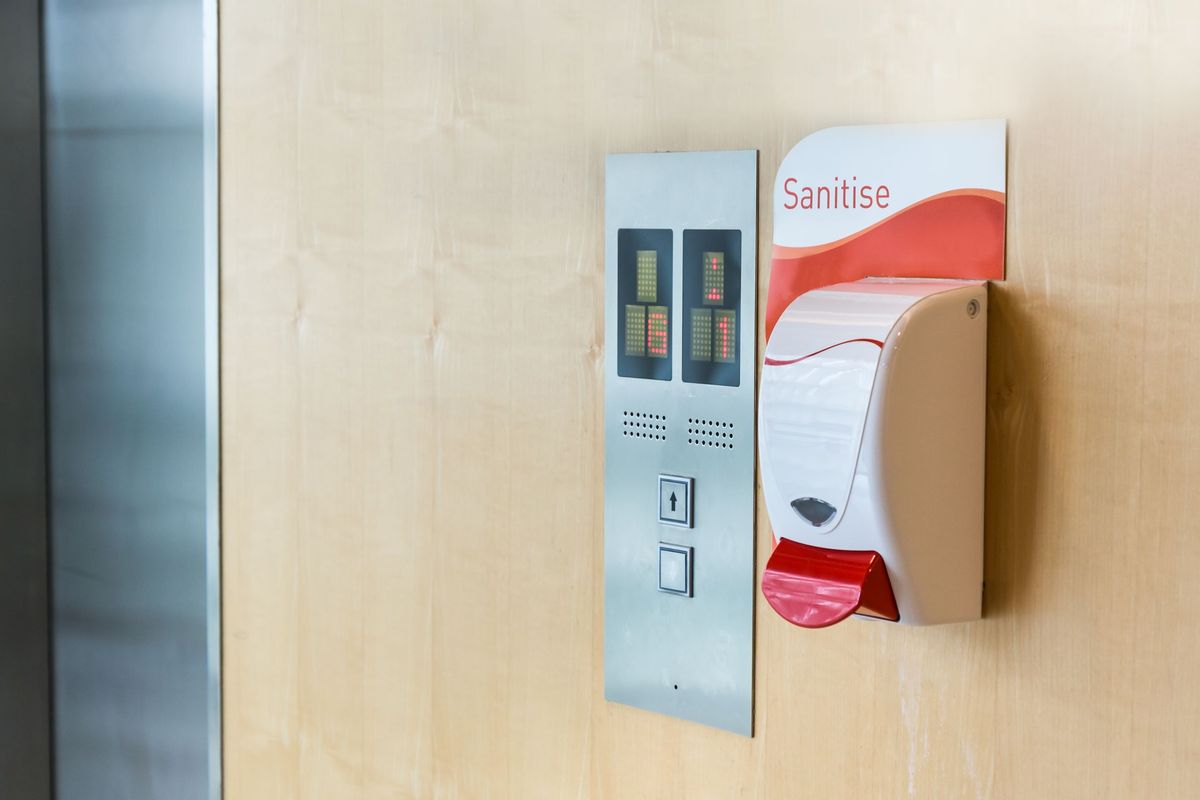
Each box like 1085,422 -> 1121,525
966,299 -> 981,319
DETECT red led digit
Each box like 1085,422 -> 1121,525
702,251 -> 724,305
714,310 -> 735,363
647,307 -> 668,358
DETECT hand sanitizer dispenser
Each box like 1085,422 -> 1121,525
758,278 -> 986,627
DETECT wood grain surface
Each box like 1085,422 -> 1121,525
221,1 -> 1200,796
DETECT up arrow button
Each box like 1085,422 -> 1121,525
658,474 -> 694,528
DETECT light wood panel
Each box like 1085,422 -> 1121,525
221,1 -> 1200,797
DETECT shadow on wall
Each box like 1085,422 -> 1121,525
983,282 -> 1043,618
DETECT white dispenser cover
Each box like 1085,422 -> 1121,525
759,278 -> 986,625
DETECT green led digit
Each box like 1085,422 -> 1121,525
624,305 -> 645,357
691,308 -> 712,361
636,250 -> 657,303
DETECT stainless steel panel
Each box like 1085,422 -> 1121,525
43,0 -> 220,797
0,0 -> 52,795
604,151 -> 758,736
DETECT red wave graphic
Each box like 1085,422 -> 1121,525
773,188 -> 1005,259
763,337 -> 883,367
766,192 -> 1005,340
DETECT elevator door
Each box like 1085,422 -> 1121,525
44,0 -> 220,797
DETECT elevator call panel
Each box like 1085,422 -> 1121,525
603,150 -> 757,736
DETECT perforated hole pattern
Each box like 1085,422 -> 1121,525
687,417 -> 734,449
622,411 -> 667,441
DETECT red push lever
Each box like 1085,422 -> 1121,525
761,539 -> 900,628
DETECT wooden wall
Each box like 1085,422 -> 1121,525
220,1 -> 1200,796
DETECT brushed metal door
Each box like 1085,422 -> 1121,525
44,0 -> 220,797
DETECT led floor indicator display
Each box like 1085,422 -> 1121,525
616,229 -> 672,380
683,231 -> 742,386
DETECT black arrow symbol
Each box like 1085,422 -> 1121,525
669,492 -> 678,512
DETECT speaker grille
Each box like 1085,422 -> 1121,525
622,410 -> 667,441
687,417 -> 735,449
